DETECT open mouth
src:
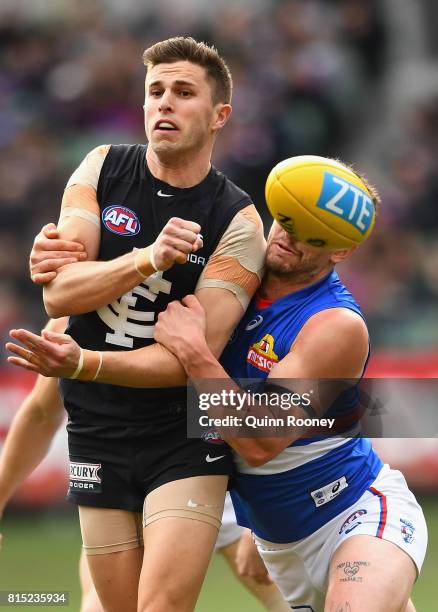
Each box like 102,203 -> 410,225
154,120 -> 178,132
274,242 -> 299,256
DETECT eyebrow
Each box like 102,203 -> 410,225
147,79 -> 197,89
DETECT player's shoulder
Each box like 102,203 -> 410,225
282,307 -> 369,378
91,144 -> 112,154
211,172 -> 262,234
86,143 -> 147,161
207,169 -> 262,247
98,143 -> 147,162
106,143 -> 145,154
229,204 -> 264,231
66,145 -> 112,191
84,144 -> 112,160
217,204 -> 265,257
214,166 -> 252,206
96,144 -> 149,181
303,307 -> 368,345
292,307 -> 368,362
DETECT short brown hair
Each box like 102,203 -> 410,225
351,169 -> 381,214
143,37 -> 232,104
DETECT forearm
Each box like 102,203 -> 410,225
96,325 -> 238,388
97,342 -> 187,388
43,250 -> 153,318
8,314 -> 227,389
175,340 -> 295,465
0,387 -> 64,513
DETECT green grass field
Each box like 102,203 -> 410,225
0,496 -> 437,611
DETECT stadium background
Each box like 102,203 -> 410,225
0,0 -> 437,609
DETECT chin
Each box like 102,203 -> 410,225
268,251 -> 307,274
151,140 -> 180,155
266,257 -> 290,275
268,264 -> 295,276
266,249 -> 289,267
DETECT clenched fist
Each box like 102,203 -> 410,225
150,217 -> 203,271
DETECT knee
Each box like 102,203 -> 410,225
138,590 -> 184,612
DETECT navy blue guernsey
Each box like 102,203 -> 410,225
220,270 -> 383,542
61,144 -> 251,433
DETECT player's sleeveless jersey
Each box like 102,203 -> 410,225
61,144 -> 250,432
220,270 -> 383,542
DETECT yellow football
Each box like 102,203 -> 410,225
265,155 -> 376,249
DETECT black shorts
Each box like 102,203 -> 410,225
67,422 -> 235,512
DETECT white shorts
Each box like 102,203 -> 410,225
215,492 -> 244,550
254,465 -> 428,611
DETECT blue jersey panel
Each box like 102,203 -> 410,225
231,437 -> 383,542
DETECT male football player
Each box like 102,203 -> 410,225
6,36 -> 265,612
151,204 -> 427,611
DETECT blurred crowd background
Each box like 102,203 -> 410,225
0,0 -> 438,350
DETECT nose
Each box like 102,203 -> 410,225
159,89 -> 173,113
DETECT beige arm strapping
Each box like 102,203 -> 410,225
65,145 -> 110,190
196,205 -> 266,309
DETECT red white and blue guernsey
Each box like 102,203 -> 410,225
220,270 -> 427,608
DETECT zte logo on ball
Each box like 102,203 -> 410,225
316,172 -> 374,234
102,205 -> 141,236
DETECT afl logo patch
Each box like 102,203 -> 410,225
202,428 -> 225,445
102,205 -> 140,236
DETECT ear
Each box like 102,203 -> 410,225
212,103 -> 232,131
330,246 -> 357,264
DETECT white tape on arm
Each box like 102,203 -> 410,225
59,207 -> 100,228
69,348 -> 84,379
92,351 -> 103,381
134,245 -> 159,279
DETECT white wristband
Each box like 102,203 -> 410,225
70,348 -> 84,379
92,351 -> 103,381
134,245 -> 159,279
134,257 -> 149,279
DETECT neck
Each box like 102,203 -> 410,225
259,266 -> 333,301
146,143 -> 212,188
